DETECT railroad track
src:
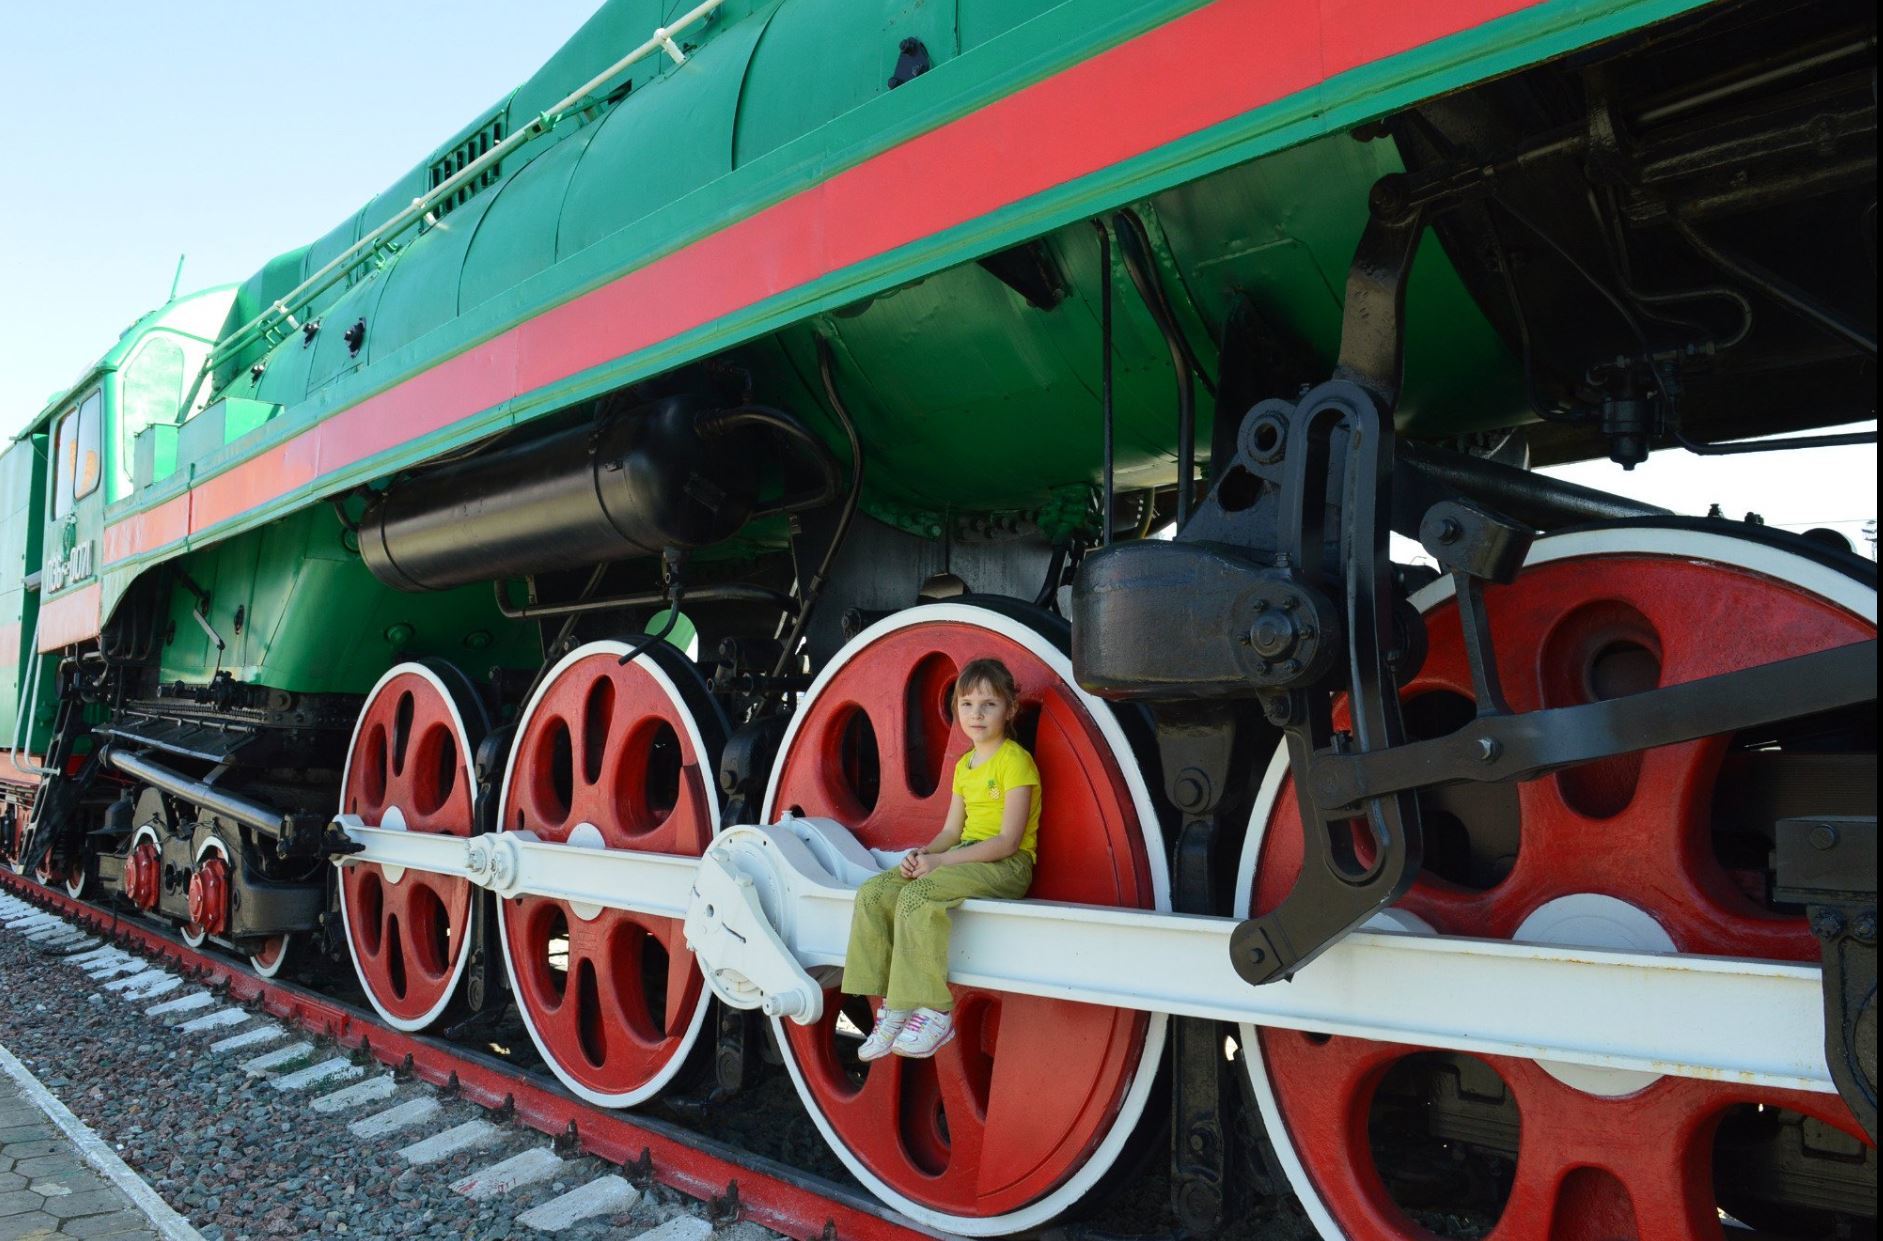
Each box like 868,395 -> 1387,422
0,868 -> 934,1241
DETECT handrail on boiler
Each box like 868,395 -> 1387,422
176,0 -> 729,416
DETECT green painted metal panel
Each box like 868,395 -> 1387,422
556,12 -> 769,258
177,396 -> 277,464
370,176 -> 509,359
131,424 -> 180,492
510,0 -> 667,125
306,271 -> 387,396
0,437 -> 47,753
211,246 -> 308,392
459,129 -> 596,314
732,0 -> 958,168
956,0 -> 1065,49
156,506 -> 537,694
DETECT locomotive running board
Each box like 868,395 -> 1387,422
335,814 -> 1833,1096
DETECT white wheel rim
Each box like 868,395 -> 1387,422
1235,525 -> 1877,1240
250,934 -> 294,979
494,640 -> 720,1108
759,602 -> 1171,1237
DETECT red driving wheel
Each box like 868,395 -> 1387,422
1240,528 -> 1876,1240
123,837 -> 161,910
497,642 -> 724,1107
762,603 -> 1167,1234
338,663 -> 482,1031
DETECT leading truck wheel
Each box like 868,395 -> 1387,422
337,663 -> 486,1031
1239,526 -> 1877,1240
496,641 -> 725,1108
761,602 -> 1169,1236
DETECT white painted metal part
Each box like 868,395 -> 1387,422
337,804 -> 1832,1093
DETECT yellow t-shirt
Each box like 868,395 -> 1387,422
952,738 -> 1042,859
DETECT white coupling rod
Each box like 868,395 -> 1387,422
333,815 -> 1833,1094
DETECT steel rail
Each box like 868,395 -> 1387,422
0,865 -> 932,1241
336,816 -> 1834,1095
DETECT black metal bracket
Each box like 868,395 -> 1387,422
1774,815 -> 1877,1142
1312,639 -> 1876,814
1228,380 -> 1424,984
1153,703 -> 1237,1236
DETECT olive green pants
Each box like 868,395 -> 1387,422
841,850 -> 1035,1012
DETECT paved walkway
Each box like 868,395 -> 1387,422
0,1050 -> 193,1241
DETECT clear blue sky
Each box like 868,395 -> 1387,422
0,0 -> 600,436
2,2 -> 1872,554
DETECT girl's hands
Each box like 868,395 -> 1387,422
899,850 -> 940,879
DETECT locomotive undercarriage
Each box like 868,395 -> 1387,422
9,4 -> 1878,1237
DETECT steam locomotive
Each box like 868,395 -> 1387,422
3,0 -> 1874,1235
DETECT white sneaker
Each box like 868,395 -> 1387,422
857,1007 -> 912,1061
891,1007 -> 955,1058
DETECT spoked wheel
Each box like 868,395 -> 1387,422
338,662 -> 487,1030
761,601 -> 1169,1235
497,641 -> 726,1107
1239,526 -> 1877,1240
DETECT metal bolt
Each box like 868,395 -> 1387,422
1248,946 -> 1266,963
1812,908 -> 1848,940
1173,769 -> 1210,812
1280,659 -> 1302,677
1475,736 -> 1501,762
1251,599 -> 1269,613
1437,518 -> 1463,545
1281,595 -> 1300,612
1809,824 -> 1840,851
1852,911 -> 1877,942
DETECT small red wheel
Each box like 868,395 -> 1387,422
1239,527 -> 1877,1240
180,837 -> 231,948
497,641 -> 725,1108
33,850 -> 84,899
338,663 -> 485,1031
122,832 -> 161,911
187,854 -> 230,935
762,602 -> 1168,1235
248,934 -> 294,979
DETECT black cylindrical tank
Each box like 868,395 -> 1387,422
360,393 -> 761,591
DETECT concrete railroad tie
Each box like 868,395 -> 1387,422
397,1120 -> 503,1165
308,1074 -> 397,1114
450,1147 -> 567,1201
348,1096 -> 442,1139
515,1175 -> 638,1232
208,1024 -> 287,1054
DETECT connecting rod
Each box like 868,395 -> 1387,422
335,814 -> 1833,1094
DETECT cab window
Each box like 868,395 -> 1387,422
51,389 -> 101,518
117,337 -> 186,499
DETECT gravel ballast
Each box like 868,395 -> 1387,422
0,894 -> 782,1241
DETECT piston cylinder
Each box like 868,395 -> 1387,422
359,394 -> 762,591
